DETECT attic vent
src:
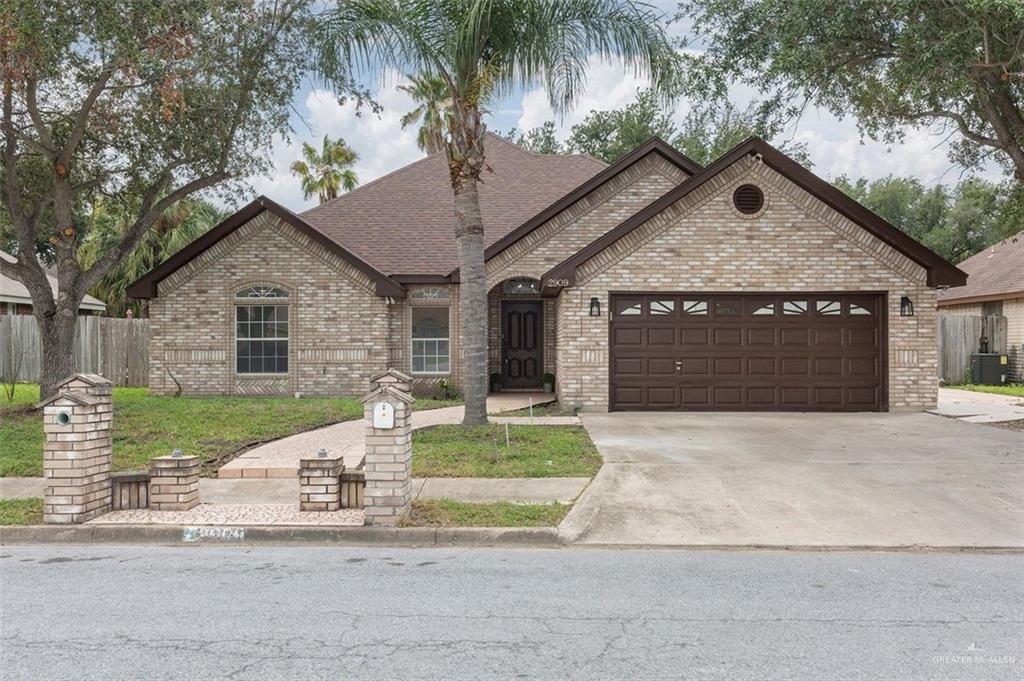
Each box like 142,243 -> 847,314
733,184 -> 764,214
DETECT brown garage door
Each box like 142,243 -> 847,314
609,293 -> 886,411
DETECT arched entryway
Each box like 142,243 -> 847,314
488,277 -> 550,391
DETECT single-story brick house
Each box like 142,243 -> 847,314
938,230 -> 1023,381
128,134 -> 966,411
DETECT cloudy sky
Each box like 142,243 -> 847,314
246,4 -> 1004,213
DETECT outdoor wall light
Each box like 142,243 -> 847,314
900,296 -> 915,317
317,447 -> 328,458
589,297 -> 601,317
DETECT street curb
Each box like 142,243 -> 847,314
3,525 -> 1019,552
0,524 -> 565,548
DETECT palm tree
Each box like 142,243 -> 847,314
290,135 -> 360,204
399,74 -> 451,155
313,0 -> 674,425
78,198 -> 226,317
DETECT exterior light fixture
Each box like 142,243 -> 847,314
589,297 -> 601,317
900,296 -> 914,317
317,447 -> 328,458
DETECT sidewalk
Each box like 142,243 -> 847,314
1,476 -> 589,505
928,387 -> 1024,423
218,392 -> 559,478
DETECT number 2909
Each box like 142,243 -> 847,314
545,278 -> 570,288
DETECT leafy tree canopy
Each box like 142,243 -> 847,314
835,175 -> 1022,263
506,89 -> 808,165
0,0 -> 310,397
290,135 -> 359,204
676,0 -> 1024,181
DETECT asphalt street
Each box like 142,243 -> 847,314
1,545 -> 1021,680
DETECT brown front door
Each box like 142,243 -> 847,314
609,293 -> 886,411
502,301 -> 543,389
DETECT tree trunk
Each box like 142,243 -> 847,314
37,308 -> 78,400
452,176 -> 489,426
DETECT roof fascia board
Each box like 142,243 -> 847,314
937,290 -> 1024,307
541,137 -> 967,295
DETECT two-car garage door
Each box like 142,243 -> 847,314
609,293 -> 885,411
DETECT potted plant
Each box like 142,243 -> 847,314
542,372 -> 555,393
489,372 -> 503,393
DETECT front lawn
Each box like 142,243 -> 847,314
401,499 -> 570,527
0,498 -> 43,525
948,384 -> 1024,398
0,384 -> 460,477
411,424 -> 601,478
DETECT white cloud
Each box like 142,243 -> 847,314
247,72 -> 425,212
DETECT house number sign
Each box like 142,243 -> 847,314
373,402 -> 395,429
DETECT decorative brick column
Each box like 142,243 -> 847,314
39,374 -> 114,524
299,449 -> 344,511
360,369 -> 415,525
149,453 -> 200,511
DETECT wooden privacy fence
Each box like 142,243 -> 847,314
938,314 -> 1007,384
0,316 -> 149,387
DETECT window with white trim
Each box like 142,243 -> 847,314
236,300 -> 289,374
412,307 -> 450,374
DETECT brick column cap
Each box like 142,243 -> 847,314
369,368 -> 413,386
150,455 -> 201,468
359,384 -> 415,405
299,456 -> 345,469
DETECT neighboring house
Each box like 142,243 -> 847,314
1,250 -> 106,316
938,231 -> 1024,381
128,134 -> 965,411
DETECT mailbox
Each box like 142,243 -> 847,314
373,401 -> 395,429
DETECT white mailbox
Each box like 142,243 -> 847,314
373,401 -> 395,429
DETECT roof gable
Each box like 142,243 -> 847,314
938,230 -> 1024,305
127,197 -> 405,300
465,137 -> 700,277
542,137 -> 967,292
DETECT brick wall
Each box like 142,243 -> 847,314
149,212 -> 391,396
556,158 -> 939,411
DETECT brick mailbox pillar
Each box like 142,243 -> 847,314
39,374 -> 114,524
149,452 -> 201,511
299,450 -> 344,511
360,369 -> 415,526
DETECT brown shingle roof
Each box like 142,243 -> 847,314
938,230 -> 1024,305
300,133 -> 606,275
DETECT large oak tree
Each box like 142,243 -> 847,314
0,0 -> 309,398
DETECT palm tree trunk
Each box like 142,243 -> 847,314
452,174 -> 489,426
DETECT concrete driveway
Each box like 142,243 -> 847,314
563,411 -> 1023,548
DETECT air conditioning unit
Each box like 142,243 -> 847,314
970,353 -> 1008,385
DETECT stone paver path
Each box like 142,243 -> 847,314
218,393 -> 556,479
929,387 -> 1024,423
88,503 -> 364,526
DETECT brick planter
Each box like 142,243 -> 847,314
149,455 -> 200,511
298,455 -> 344,511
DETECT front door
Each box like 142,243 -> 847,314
502,301 -> 543,389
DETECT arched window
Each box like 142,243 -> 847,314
235,286 -> 289,374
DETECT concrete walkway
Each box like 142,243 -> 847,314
219,392 -> 556,478
929,386 -> 1024,423
1,476 -> 588,505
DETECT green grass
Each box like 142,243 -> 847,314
0,384 -> 461,477
402,498 -> 570,527
0,498 -> 43,525
411,424 -> 601,478
948,384 -> 1024,398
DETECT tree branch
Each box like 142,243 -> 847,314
24,77 -> 57,155
57,66 -> 114,167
